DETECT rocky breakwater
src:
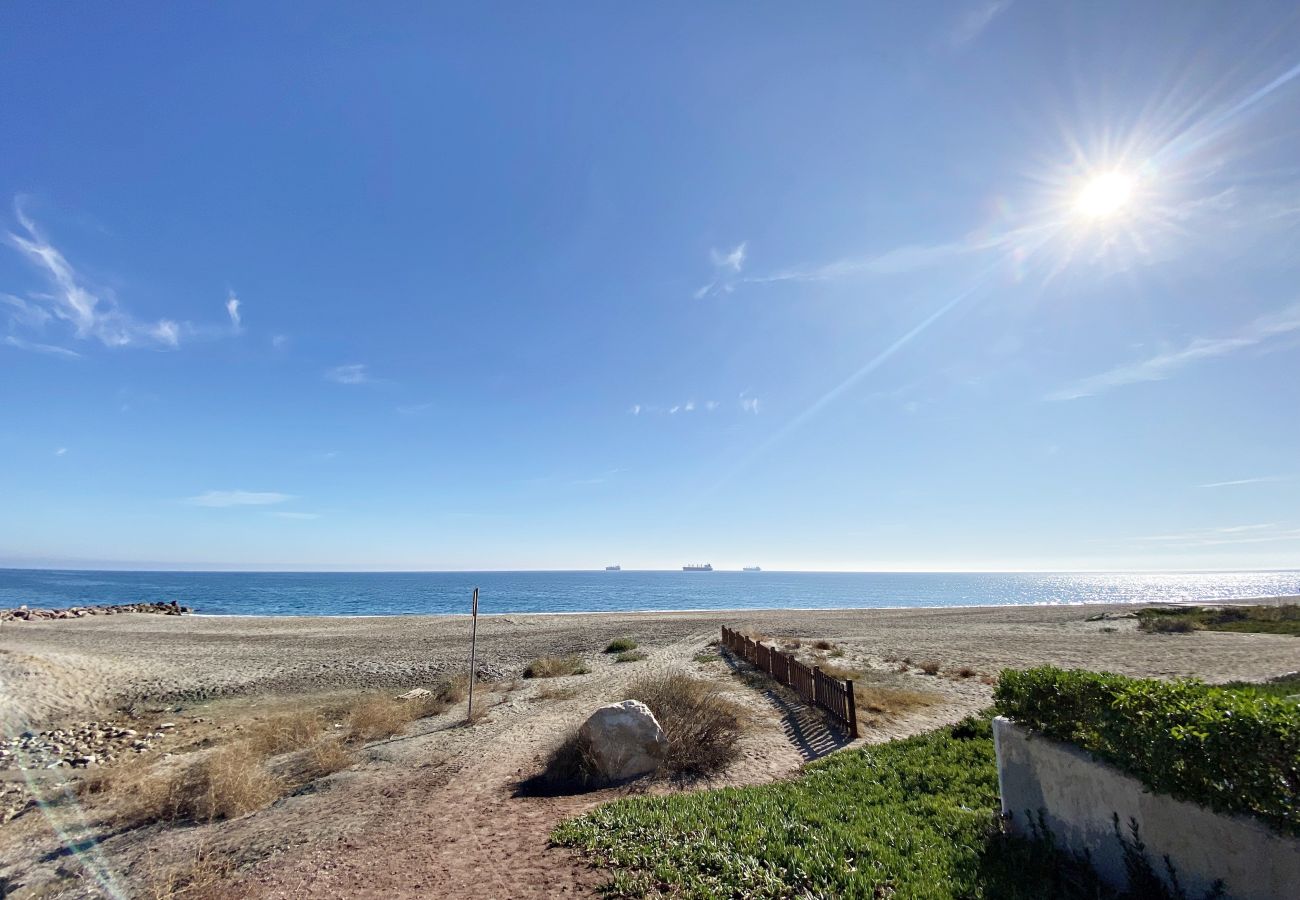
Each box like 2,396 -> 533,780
1,600 -> 192,622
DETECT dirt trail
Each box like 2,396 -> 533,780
241,628 -> 740,899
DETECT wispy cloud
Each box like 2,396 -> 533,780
947,0 -> 1013,49
3,335 -> 81,358
745,233 -> 1011,287
1047,304 -> 1300,401
740,392 -> 761,414
325,363 -> 374,385
695,241 -> 748,298
1131,523 -> 1300,548
54,447 -> 67,456
268,511 -> 321,520
3,201 -> 242,353
226,293 -> 242,331
1199,475 -> 1291,488
186,490 -> 293,508
631,399 -> 719,416
711,243 -> 746,272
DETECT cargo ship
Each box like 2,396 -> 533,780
605,565 -> 621,571
742,566 -> 761,572
682,563 -> 713,572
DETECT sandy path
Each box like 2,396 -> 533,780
235,624 -> 818,898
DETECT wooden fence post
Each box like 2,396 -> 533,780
845,679 -> 858,738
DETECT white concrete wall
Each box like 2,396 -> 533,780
993,716 -> 1300,900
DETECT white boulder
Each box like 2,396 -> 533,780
578,700 -> 668,780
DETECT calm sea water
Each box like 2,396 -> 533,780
1,569 -> 1297,617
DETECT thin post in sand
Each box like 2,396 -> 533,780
466,587 -> 479,722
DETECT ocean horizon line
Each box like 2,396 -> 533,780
4,565 -> 1300,576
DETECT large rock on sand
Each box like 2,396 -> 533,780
578,700 -> 667,780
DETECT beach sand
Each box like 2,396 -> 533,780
1,603 -> 1296,898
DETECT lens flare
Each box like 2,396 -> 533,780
1074,171 -> 1136,219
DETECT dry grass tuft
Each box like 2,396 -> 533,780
615,650 -> 648,663
919,660 -> 941,676
346,696 -> 413,743
782,638 -> 803,650
244,709 -> 323,756
521,729 -> 603,795
955,666 -> 977,678
294,737 -> 355,781
854,684 -> 939,722
523,655 -> 590,678
817,662 -> 940,724
604,637 -> 639,653
812,639 -> 835,651
141,842 -> 238,900
437,675 -> 469,704
117,744 -> 283,826
534,684 -> 580,702
628,671 -> 747,780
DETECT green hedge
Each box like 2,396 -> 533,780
994,667 -> 1300,835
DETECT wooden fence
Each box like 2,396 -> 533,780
720,626 -> 858,738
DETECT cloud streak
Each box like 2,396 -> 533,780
186,490 -> 293,508
3,201 -> 244,353
3,335 -> 81,358
947,0 -> 1013,49
695,241 -> 748,298
1131,523 -> 1300,548
325,363 -> 375,385
635,399 -> 718,416
1047,304 -> 1300,401
1199,475 -> 1291,488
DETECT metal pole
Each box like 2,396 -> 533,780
466,587 -> 479,722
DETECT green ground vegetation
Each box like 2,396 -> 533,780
554,717 -> 1195,899
1137,604 -> 1300,636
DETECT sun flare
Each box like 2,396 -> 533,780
1074,171 -> 1136,219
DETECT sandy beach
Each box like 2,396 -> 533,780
1,603 -> 1296,898
3,602 -> 1298,730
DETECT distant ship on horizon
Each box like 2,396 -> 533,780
682,563 -> 713,572
742,566 -> 762,572
605,565 -> 621,571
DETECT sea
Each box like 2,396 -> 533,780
1,568 -> 1298,617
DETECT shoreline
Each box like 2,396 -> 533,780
160,592 -> 1300,619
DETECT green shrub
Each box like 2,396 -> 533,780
604,637 -> 638,653
1137,604 -> 1300,636
614,650 -> 647,663
995,667 -> 1300,834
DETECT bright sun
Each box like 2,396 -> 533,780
1074,171 -> 1136,219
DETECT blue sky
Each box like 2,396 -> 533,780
3,2 -> 1299,571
